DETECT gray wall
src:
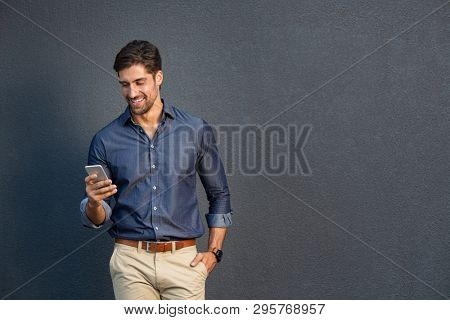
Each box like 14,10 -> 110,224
1,0 -> 449,299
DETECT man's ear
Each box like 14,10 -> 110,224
155,70 -> 163,86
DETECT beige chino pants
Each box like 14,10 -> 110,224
109,242 -> 209,300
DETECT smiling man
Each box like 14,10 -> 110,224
79,40 -> 233,300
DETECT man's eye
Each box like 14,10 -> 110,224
121,84 -> 129,87
136,82 -> 144,85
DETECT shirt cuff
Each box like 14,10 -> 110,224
205,211 -> 233,228
80,197 -> 112,229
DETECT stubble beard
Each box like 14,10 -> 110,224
128,94 -> 156,116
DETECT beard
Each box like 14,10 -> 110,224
128,94 -> 157,116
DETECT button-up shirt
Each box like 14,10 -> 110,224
80,99 -> 233,240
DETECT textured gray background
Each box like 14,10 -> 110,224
1,0 -> 449,299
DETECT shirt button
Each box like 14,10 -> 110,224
153,206 -> 157,210
155,226 -> 159,230
150,144 -> 154,149
151,164 -> 156,169
139,128 -> 144,133
152,185 -> 157,190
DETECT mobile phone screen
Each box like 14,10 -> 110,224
85,165 -> 109,181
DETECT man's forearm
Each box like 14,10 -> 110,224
208,227 -> 227,250
86,200 -> 107,226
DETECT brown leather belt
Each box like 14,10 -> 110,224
115,238 -> 196,253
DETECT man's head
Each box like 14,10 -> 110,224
114,40 -> 163,116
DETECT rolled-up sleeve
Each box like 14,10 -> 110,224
80,198 -> 112,228
196,120 -> 233,228
80,133 -> 114,229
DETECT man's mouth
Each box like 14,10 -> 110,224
129,97 -> 145,107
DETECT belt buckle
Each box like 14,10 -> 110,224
143,240 -> 175,253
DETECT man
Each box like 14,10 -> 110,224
79,40 -> 233,300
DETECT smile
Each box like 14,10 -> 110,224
130,97 -> 145,106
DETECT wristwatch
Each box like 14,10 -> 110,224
210,247 -> 223,263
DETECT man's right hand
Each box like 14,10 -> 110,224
85,174 -> 117,207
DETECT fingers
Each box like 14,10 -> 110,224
190,253 -> 203,267
86,178 -> 114,191
190,252 -> 217,273
89,184 -> 117,202
92,183 -> 117,195
85,176 -> 117,203
92,179 -> 113,189
100,189 -> 117,200
85,175 -> 112,188
87,188 -> 117,202
204,253 -> 217,271
85,174 -> 97,184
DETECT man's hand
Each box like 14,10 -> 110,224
190,227 -> 227,274
85,174 -> 117,206
190,251 -> 217,273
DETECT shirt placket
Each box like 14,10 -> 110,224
149,117 -> 166,239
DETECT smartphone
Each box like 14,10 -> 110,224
85,165 -> 109,181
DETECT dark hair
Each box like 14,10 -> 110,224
113,40 -> 162,76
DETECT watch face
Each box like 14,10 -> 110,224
216,249 -> 223,262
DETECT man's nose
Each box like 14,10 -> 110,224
128,85 -> 138,98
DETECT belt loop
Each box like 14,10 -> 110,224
171,241 -> 176,254
137,240 -> 142,253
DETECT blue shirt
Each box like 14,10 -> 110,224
80,99 -> 233,240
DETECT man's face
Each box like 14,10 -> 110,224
118,64 -> 163,116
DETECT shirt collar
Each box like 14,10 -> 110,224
120,98 -> 175,126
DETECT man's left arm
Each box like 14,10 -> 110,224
191,120 -> 233,273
